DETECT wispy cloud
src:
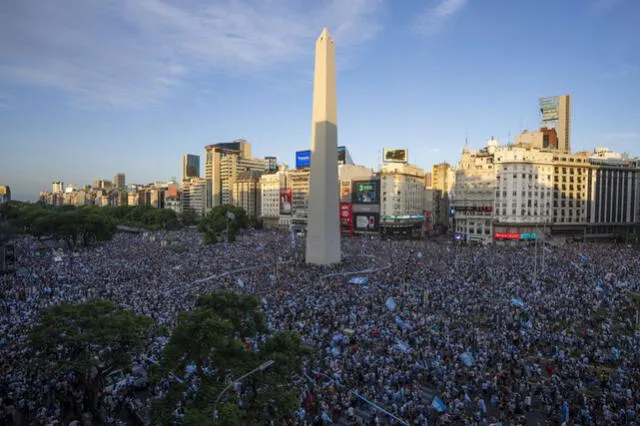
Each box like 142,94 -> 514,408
0,0 -> 383,108
601,131 -> 639,141
415,0 -> 468,36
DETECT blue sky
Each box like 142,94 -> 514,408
1,0 -> 639,201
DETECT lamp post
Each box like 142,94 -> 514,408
212,360 -> 275,424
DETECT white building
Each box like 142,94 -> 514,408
380,163 -> 425,219
183,178 -> 207,217
452,140 -> 498,243
493,145 -> 554,226
260,169 -> 287,220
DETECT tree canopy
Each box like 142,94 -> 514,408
0,202 -> 184,248
29,300 -> 152,415
152,291 -> 311,425
198,205 -> 250,244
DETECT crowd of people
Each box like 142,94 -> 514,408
1,227 -> 639,425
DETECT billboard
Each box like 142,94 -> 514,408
340,203 -> 353,227
383,148 -> 408,163
354,212 -> 379,232
352,180 -> 379,204
295,150 -> 311,168
279,188 -> 292,214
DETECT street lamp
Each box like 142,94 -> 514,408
212,360 -> 275,424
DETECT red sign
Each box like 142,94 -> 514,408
279,188 -> 292,214
424,212 -> 433,231
494,232 -> 520,240
340,203 -> 353,227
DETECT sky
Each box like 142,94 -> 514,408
1,0 -> 639,201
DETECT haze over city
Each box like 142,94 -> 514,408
1,0 -> 639,200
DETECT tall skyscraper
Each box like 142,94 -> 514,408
114,173 -> 126,189
306,28 -> 341,265
540,94 -> 571,153
182,154 -> 200,181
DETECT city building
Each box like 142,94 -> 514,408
182,154 -> 200,181
231,171 -> 263,218
204,139 -> 268,211
265,156 -> 278,172
288,168 -> 311,231
114,173 -> 126,189
514,127 -> 559,150
586,154 -> 640,237
380,162 -> 425,219
492,144 -> 555,238
431,163 -> 456,194
452,140 -> 498,243
379,162 -> 425,237
424,172 -> 432,189
52,181 -> 64,193
0,185 -> 11,204
182,177 -> 207,217
259,168 -> 289,228
453,136 -> 640,242
540,94 -> 571,153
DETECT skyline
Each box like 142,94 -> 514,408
1,0 -> 639,201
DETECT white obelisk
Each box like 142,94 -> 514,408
306,28 -> 341,265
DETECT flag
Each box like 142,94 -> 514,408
511,298 -> 525,308
385,297 -> 397,311
459,351 -> 475,367
395,316 -> 414,331
431,396 -> 447,412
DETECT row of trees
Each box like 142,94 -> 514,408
28,291 -> 310,425
1,201 -> 264,248
0,202 -> 117,250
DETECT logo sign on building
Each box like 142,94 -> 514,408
279,188 -> 292,215
382,148 -> 408,164
494,232 -> 521,240
351,180 -> 379,204
340,203 -> 353,227
295,150 -> 311,168
354,213 -> 379,232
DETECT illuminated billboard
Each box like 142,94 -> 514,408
296,146 -> 349,168
354,212 -> 379,232
295,150 -> 311,168
279,188 -> 292,214
383,148 -> 408,163
351,180 -> 379,204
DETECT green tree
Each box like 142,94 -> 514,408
29,300 -> 152,416
180,208 -> 199,226
151,291 -> 311,425
198,205 -> 249,244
